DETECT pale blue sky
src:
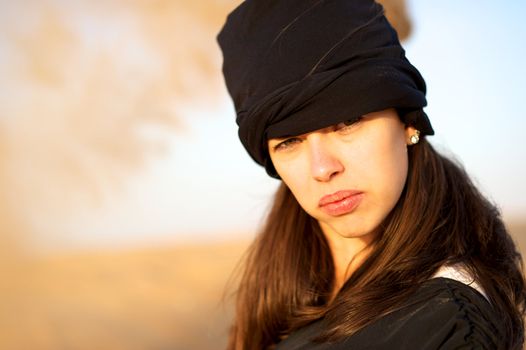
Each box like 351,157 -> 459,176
31,0 -> 526,251
402,0 -> 526,215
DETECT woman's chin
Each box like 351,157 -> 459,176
319,217 -> 377,240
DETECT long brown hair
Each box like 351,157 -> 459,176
227,138 -> 526,349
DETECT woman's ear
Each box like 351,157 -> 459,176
405,126 -> 420,145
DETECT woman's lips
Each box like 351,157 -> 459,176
318,190 -> 363,216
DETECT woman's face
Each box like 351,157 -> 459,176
268,108 -> 415,240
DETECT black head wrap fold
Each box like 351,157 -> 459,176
217,0 -> 434,178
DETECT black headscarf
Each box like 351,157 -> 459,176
217,0 -> 433,178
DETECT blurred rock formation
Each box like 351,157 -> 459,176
378,0 -> 412,40
0,0 -> 412,252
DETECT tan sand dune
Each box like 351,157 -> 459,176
0,222 -> 524,350
0,240 -> 248,350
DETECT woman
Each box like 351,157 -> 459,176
217,0 -> 526,349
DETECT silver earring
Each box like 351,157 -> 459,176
409,130 -> 420,145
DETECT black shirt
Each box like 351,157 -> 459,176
275,278 -> 503,350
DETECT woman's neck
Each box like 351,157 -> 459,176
320,223 -> 376,299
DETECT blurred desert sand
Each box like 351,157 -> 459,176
0,240 -> 249,350
1,224 -> 524,350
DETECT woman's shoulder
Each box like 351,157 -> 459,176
276,278 -> 505,350
392,277 -> 502,347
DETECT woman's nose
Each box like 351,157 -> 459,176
308,137 -> 344,182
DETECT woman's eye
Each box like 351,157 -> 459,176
335,118 -> 361,134
273,137 -> 301,152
